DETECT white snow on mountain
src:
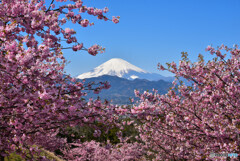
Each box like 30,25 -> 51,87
77,58 -> 174,82
77,58 -> 146,78
130,75 -> 139,79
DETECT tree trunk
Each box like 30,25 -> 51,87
0,155 -> 4,161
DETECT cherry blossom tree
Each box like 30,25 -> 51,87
0,0 -> 126,159
3,0 -> 240,160
130,45 -> 240,160
61,140 -> 145,161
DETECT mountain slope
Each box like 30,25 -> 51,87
77,58 -> 174,81
80,75 -> 172,104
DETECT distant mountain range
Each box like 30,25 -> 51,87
75,58 -> 175,104
77,58 -> 174,82
79,75 -> 172,105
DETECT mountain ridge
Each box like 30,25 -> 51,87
77,58 -> 174,82
79,75 -> 172,104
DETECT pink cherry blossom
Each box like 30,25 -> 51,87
0,0 -> 121,160
128,45 -> 240,160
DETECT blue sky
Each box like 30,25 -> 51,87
62,0 -> 240,77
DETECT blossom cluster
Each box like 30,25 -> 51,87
130,45 -> 240,160
0,0 -> 122,159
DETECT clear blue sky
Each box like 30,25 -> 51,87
62,0 -> 240,77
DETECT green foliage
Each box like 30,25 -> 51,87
4,153 -> 23,161
4,148 -> 64,161
58,118 -> 140,145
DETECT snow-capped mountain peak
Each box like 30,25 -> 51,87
77,58 -> 174,82
77,58 -> 148,79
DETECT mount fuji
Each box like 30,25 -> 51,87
77,58 -> 173,82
